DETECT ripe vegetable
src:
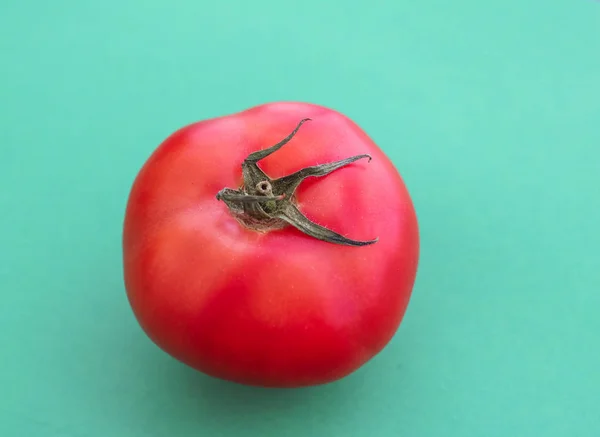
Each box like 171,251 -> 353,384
123,102 -> 419,387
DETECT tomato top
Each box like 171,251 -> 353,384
123,102 -> 419,387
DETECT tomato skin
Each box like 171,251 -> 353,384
123,102 -> 419,387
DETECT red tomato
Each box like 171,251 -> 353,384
122,102 -> 419,387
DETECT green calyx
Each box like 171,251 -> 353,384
216,118 -> 378,247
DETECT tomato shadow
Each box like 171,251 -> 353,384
173,361 -> 356,416
157,339 -> 423,433
92,317 -> 363,433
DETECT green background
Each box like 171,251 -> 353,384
2,1 -> 599,436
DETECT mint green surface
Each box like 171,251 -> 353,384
2,1 -> 599,436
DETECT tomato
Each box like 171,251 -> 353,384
122,102 -> 419,387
